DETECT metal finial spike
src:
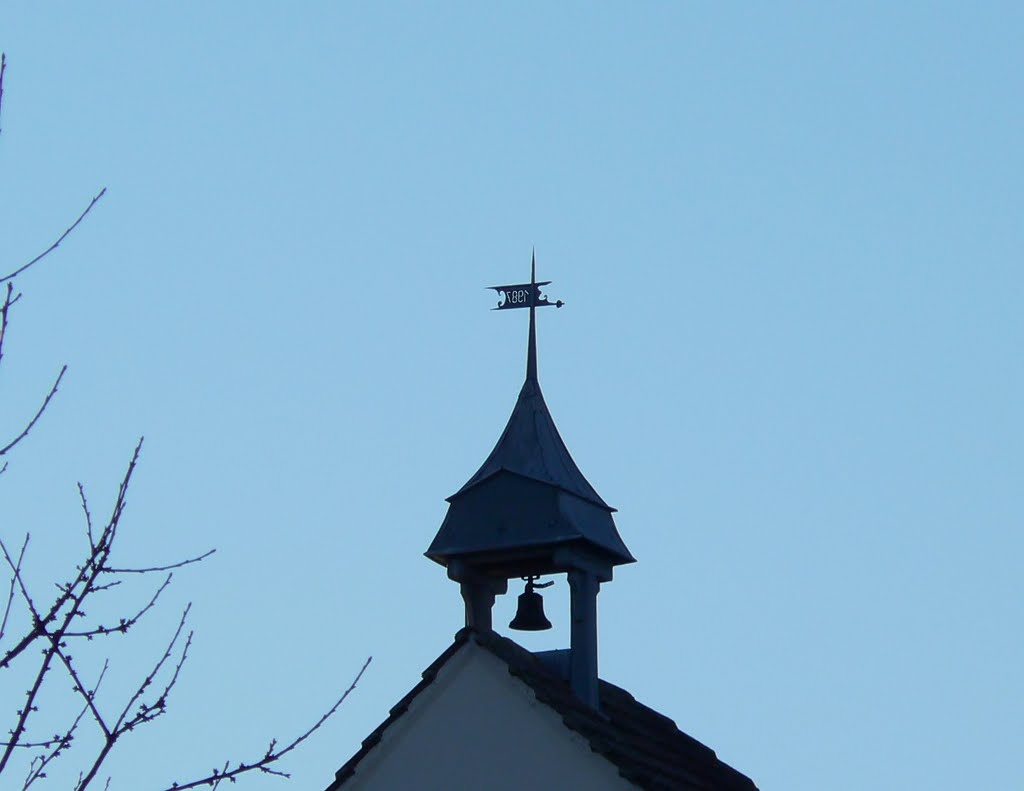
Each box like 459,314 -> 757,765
486,251 -> 561,382
527,251 -> 538,381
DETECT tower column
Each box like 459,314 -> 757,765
568,569 -> 601,707
449,560 -> 507,632
459,581 -> 497,631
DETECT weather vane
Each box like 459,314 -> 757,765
488,250 -> 563,381
488,251 -> 564,311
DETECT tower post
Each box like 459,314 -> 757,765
568,569 -> 601,707
449,560 -> 507,632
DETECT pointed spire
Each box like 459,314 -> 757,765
527,248 -> 538,382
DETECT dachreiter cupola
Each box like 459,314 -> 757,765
426,253 -> 634,707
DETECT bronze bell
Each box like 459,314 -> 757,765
509,577 -> 553,631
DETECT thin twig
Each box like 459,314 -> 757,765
0,188 -> 106,284
0,534 -> 28,644
0,366 -> 67,457
163,656 -> 372,791
0,282 -> 14,369
209,761 -> 228,791
0,532 -> 89,670
104,549 -> 216,575
74,610 -> 193,790
78,483 -> 95,551
63,573 -> 172,638
113,604 -> 191,734
54,647 -> 111,739
101,438 -> 143,550
0,52 -> 6,136
22,663 -> 108,790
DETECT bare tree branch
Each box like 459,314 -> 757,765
0,52 -> 6,137
113,605 -> 191,734
0,283 -> 25,475
0,534 -> 28,644
1,443 -> 144,769
78,483 -> 96,551
0,624 -> 59,774
63,573 -> 172,638
21,662 -> 108,790
72,608 -> 193,791
1,54 -> 364,787
0,188 -> 106,285
0,365 -> 67,457
0,534 -> 58,670
0,282 -> 15,371
104,549 -> 217,575
1,333 -> 361,789
163,656 -> 373,791
101,438 -> 142,550
0,524 -> 97,671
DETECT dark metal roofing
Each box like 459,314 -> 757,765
451,375 -> 612,510
426,470 -> 635,570
325,629 -> 760,791
427,297 -> 634,568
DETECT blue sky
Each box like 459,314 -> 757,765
1,4 -> 1021,789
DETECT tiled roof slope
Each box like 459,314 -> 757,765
326,629 -> 759,791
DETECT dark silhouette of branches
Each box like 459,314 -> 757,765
0,534 -> 27,646
0,440 -> 201,780
1,51 -> 368,788
0,282 -> 68,472
164,657 -> 372,791
0,436 -> 371,789
0,50 -> 106,287
0,51 -> 96,468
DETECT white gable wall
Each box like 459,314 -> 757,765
339,642 -> 637,791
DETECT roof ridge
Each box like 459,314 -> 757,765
326,629 -> 759,791
471,630 -> 759,791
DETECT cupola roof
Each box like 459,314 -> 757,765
426,255 -> 634,574
451,374 -> 611,510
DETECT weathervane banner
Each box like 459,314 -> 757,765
489,281 -> 564,310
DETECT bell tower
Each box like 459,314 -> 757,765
426,253 -> 634,707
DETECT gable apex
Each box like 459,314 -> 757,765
326,629 -> 759,791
